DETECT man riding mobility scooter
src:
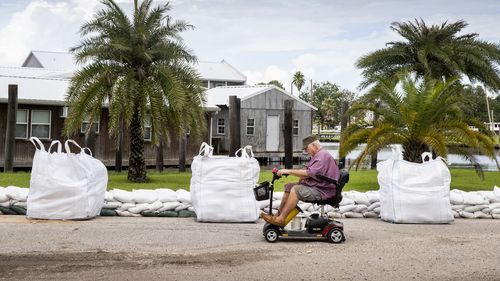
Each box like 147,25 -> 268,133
254,168 -> 349,243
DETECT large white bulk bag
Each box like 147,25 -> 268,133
190,143 -> 260,222
27,137 -> 107,220
378,152 -> 453,224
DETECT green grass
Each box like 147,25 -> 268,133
1,168 -> 498,192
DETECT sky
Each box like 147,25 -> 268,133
0,0 -> 499,94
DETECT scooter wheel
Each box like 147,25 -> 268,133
264,228 -> 279,243
327,228 -> 344,244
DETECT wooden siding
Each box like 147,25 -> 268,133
0,103 -> 210,168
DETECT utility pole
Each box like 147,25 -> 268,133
4,85 -> 18,172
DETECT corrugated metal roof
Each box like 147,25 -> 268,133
196,60 -> 246,82
19,51 -> 246,82
204,85 -> 317,110
0,75 -> 69,105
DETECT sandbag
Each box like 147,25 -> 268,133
190,143 -> 259,222
27,138 -> 107,220
378,152 -> 453,224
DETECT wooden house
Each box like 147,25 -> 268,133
0,51 -> 245,168
205,85 -> 317,156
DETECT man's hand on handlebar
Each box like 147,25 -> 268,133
277,169 -> 291,177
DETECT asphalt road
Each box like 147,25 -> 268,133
1,215 -> 500,281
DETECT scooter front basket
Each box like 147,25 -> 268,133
253,181 -> 270,201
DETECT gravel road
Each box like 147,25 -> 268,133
1,215 -> 499,281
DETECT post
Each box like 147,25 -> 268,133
156,138 -> 164,172
115,117 -> 124,172
370,102 -> 380,169
284,100 -> 294,169
4,85 -> 18,172
179,132 -> 187,172
229,96 -> 241,156
339,100 -> 349,169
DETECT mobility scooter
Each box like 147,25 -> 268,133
254,168 -> 349,243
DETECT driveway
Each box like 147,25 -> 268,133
0,215 -> 499,281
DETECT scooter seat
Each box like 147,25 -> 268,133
304,169 -> 349,208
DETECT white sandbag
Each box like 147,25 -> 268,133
345,191 -> 370,206
104,191 -> 115,202
366,191 -> 380,204
474,211 -> 491,219
5,186 -> 28,201
132,189 -> 158,204
491,209 -> 500,215
128,203 -> 150,214
13,201 -> 27,208
477,191 -> 500,203
489,202 -> 500,210
272,200 -> 282,209
339,197 -> 354,206
464,205 -> 488,213
327,211 -> 342,218
363,211 -> 379,218
458,210 -> 474,218
188,206 -> 195,212
103,201 -> 121,209
378,152 -> 453,223
112,189 -> 134,203
493,214 -> 500,219
156,189 -> 177,202
27,139 -> 107,220
353,204 -> 368,213
146,201 -> 163,212
158,202 -> 181,212
0,201 -> 10,207
367,202 -> 381,212
298,203 -> 312,211
118,202 -> 136,211
323,205 -> 335,213
115,210 -> 141,217
307,205 -> 316,212
176,189 -> 191,204
339,204 -> 356,213
451,205 -> 466,211
450,189 -> 464,205
452,210 -> 460,218
257,200 -> 270,210
481,208 -> 490,214
494,186 -> 500,197
0,187 -> 9,202
273,192 -> 284,200
190,143 -> 260,222
373,207 -> 381,213
175,203 -> 190,212
343,211 -> 364,218
462,192 -> 489,205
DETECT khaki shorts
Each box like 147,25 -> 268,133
292,185 -> 322,202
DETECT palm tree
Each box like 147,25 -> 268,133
292,71 -> 305,94
340,73 -> 498,176
356,19 -> 500,90
64,0 -> 206,182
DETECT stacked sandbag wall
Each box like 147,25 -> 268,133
1,186 -> 500,219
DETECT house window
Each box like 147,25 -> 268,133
246,118 -> 255,135
293,119 -> 299,136
144,115 -> 152,141
31,110 -> 51,139
15,109 -> 29,139
81,116 -> 100,134
217,118 -> 225,135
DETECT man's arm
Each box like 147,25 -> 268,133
277,168 -> 309,179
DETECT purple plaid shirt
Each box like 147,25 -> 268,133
285,148 -> 340,200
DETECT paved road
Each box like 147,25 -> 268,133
0,215 -> 499,281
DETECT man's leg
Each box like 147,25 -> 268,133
277,191 -> 290,215
274,187 -> 300,225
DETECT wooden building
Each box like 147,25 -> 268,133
205,85 -> 317,156
0,51 -> 246,168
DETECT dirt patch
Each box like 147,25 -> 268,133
0,250 -> 276,279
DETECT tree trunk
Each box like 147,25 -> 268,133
402,141 -> 430,163
128,110 -> 147,182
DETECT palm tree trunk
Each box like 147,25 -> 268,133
402,141 -> 430,163
128,110 -> 147,182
